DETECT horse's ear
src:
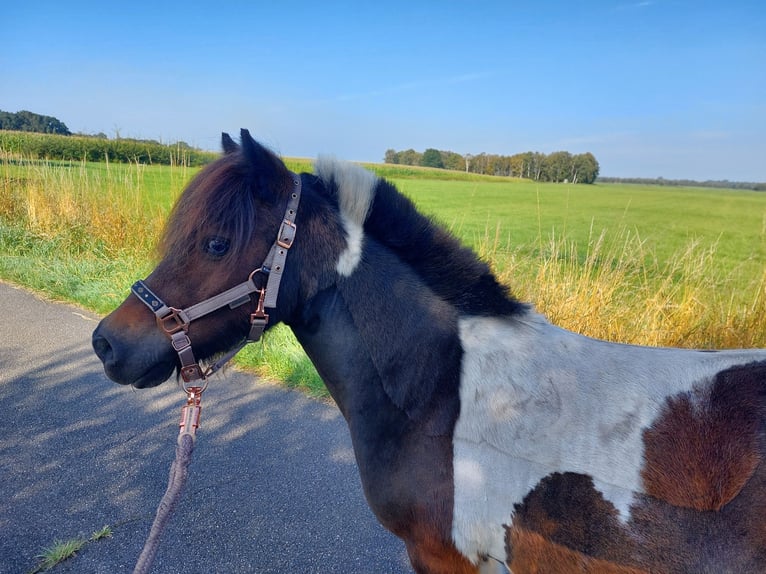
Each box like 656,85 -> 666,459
222,132 -> 238,154
238,129 -> 290,202
240,129 -> 286,171
239,128 -> 278,168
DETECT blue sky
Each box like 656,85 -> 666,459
4,1 -> 765,180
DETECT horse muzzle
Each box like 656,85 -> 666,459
92,315 -> 177,388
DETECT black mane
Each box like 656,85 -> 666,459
364,178 -> 526,316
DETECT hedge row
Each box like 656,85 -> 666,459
0,130 -> 217,166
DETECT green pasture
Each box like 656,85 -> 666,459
2,156 -> 765,395
5,158 -> 763,282
393,177 -> 766,282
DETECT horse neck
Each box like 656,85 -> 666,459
289,236 -> 462,436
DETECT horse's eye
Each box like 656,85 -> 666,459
203,237 -> 230,258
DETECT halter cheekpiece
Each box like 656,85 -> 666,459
131,172 -> 302,385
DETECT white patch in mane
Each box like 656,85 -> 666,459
314,155 -> 377,276
450,312 -> 766,564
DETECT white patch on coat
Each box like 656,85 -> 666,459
314,156 -> 378,276
451,312 -> 766,564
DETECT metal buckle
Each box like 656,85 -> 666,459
158,308 -> 189,335
277,219 -> 297,249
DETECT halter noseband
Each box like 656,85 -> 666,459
131,172 -> 302,384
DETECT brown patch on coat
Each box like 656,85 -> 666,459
630,363 -> 766,571
628,462 -> 766,573
503,362 -> 766,573
642,363 -> 766,511
509,472 -> 638,565
506,466 -> 766,573
505,526 -> 648,574
404,520 -> 479,574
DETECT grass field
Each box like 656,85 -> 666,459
392,177 -> 766,278
2,152 -> 765,395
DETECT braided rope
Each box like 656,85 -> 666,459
133,432 -> 195,574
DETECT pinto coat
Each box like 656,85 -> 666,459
93,131 -> 766,573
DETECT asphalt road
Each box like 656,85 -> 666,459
0,281 -> 412,573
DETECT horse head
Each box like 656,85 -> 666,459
92,129 -> 338,388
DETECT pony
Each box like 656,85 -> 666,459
92,130 -> 766,573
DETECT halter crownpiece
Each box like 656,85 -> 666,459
131,172 -> 302,384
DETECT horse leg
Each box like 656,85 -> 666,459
404,538 -> 480,574
406,544 -> 509,574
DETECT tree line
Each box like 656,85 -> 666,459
0,109 -> 216,166
597,176 -> 766,192
0,110 -> 72,135
384,147 -> 600,184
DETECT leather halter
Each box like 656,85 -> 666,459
131,172 -> 302,384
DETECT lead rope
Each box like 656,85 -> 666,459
133,386 -> 204,574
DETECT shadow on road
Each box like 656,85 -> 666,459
0,284 -> 410,573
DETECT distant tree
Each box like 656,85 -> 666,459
488,154 -> 513,176
0,109 -> 70,135
571,152 -> 599,184
0,111 -> 15,130
471,153 -> 488,175
510,152 -> 528,179
543,151 -> 572,182
384,149 -> 399,164
529,152 -> 546,181
441,151 -> 464,171
420,148 -> 444,169
398,149 -> 422,166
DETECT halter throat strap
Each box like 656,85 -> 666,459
131,172 -> 302,383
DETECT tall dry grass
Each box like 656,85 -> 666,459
481,224 -> 766,350
0,153 -> 185,311
1,153 -> 167,256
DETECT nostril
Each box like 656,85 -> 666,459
92,331 -> 113,363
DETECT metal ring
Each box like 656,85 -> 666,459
180,376 -> 209,395
248,267 -> 267,282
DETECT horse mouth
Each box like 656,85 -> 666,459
93,323 -> 178,388
102,359 -> 176,389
